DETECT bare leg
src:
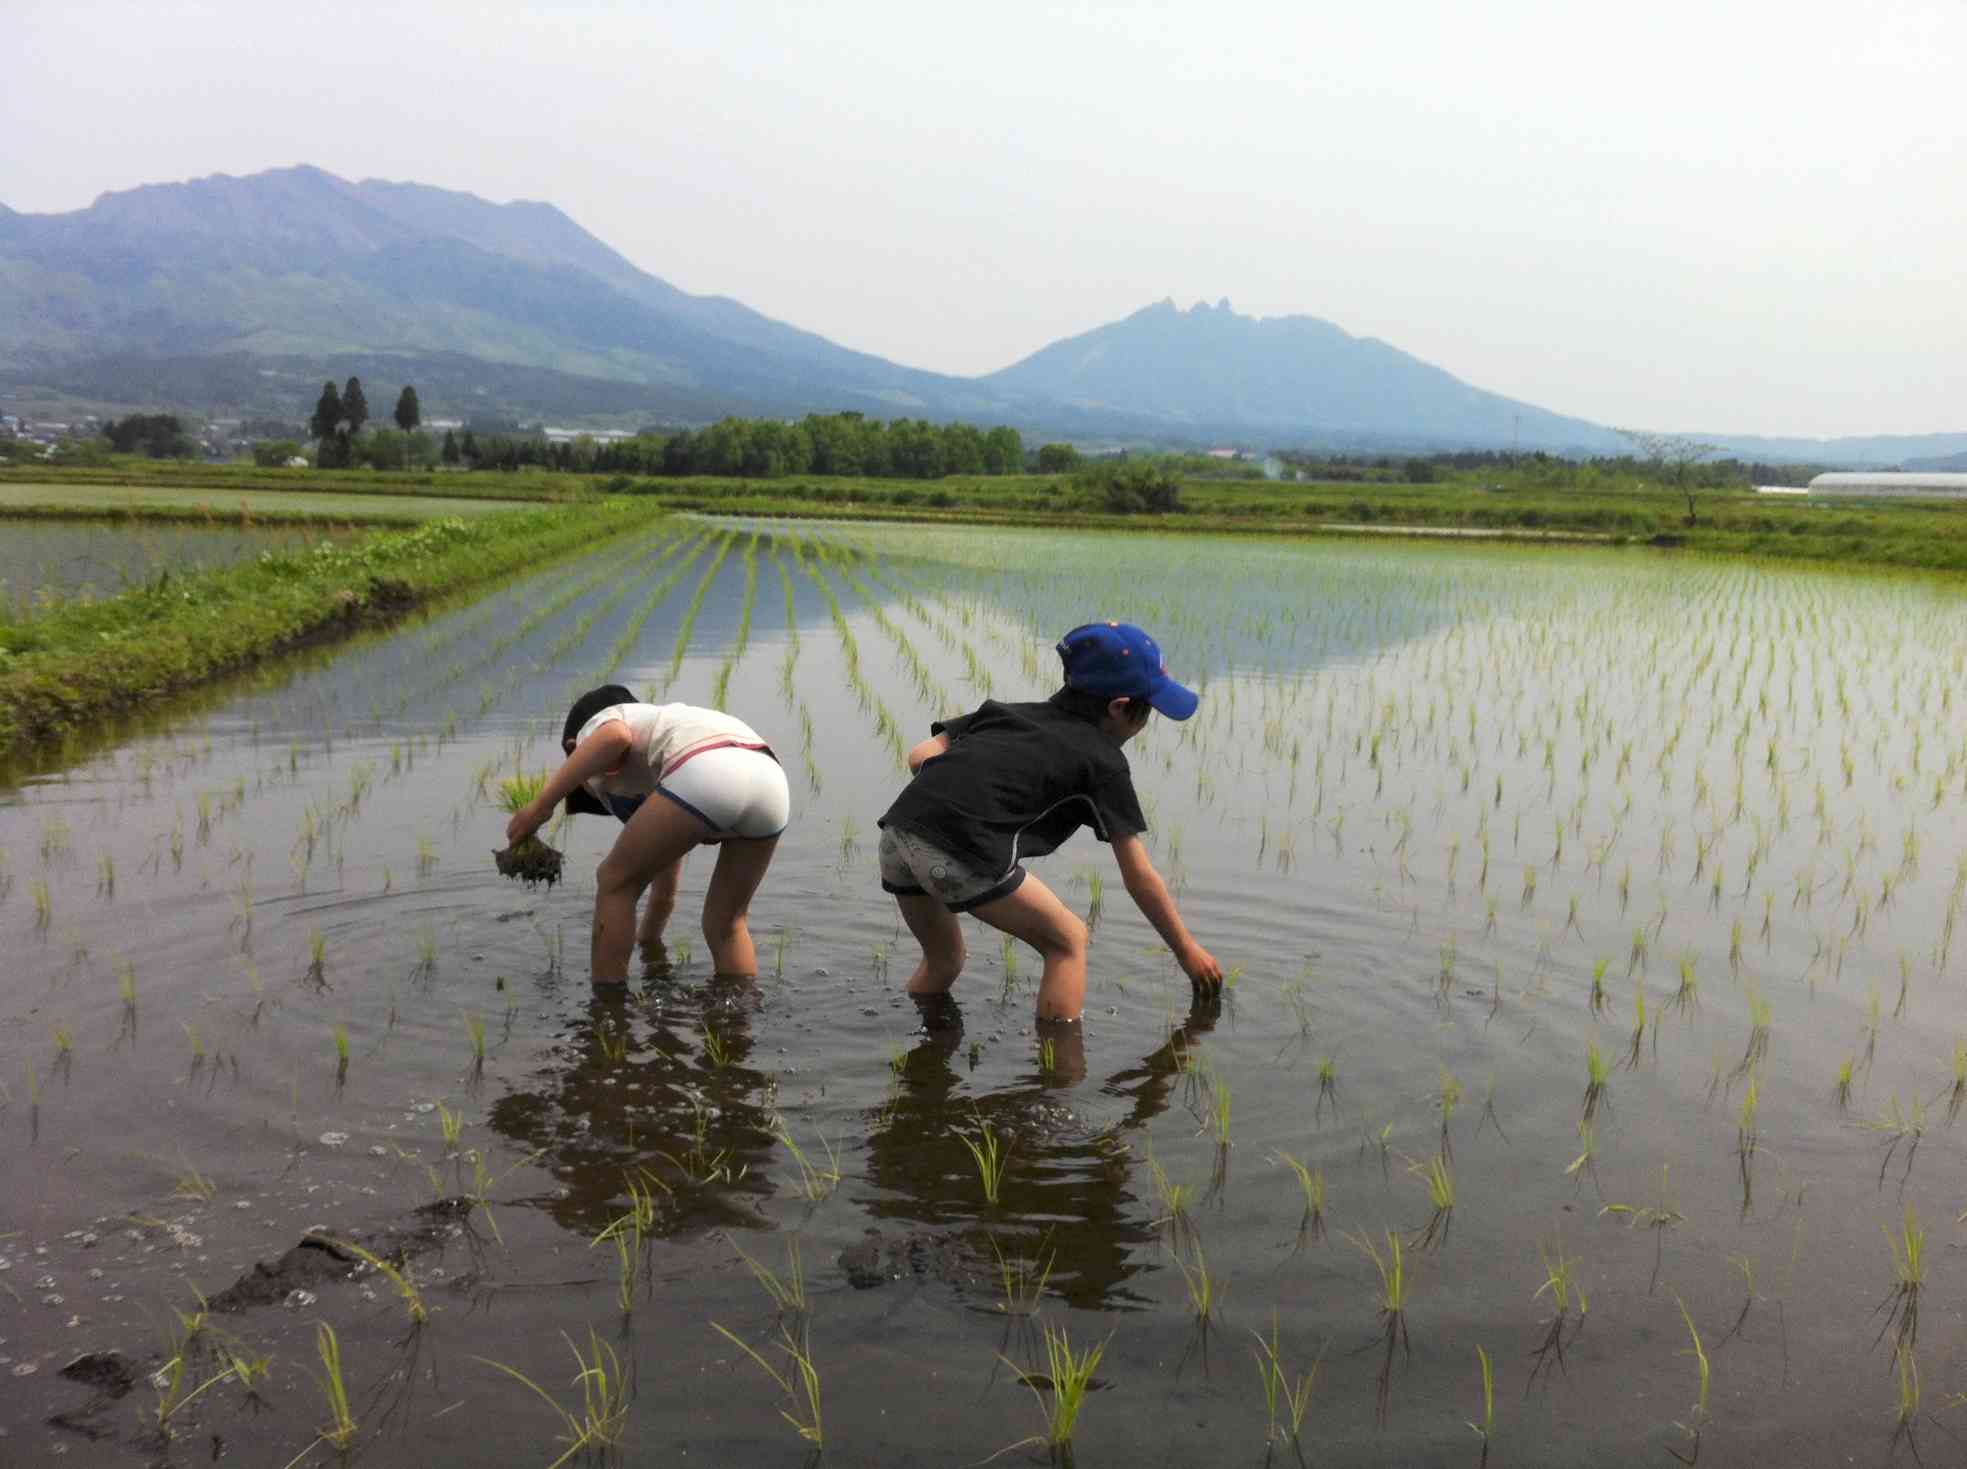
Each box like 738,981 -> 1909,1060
594,799 -> 705,984
637,856 -> 685,952
897,893 -> 966,995
971,874 -> 1088,1021
702,835 -> 779,976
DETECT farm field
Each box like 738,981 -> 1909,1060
0,481 -> 532,521
0,521 -> 363,621
2,520 -> 1965,1464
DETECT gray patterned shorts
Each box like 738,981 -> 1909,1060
877,826 -> 1026,912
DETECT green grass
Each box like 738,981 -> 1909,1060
0,496 -> 671,757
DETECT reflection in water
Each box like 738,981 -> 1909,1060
489,968 -> 1228,1313
486,954 -> 782,1240
860,995 -> 1225,1310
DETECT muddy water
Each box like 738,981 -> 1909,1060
3,519 -> 1966,1465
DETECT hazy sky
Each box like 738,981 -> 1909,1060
8,1 -> 1964,437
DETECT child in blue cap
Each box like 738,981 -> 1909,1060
878,621 -> 1222,1023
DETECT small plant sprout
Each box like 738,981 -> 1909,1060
437,1101 -> 464,1153
1350,1229 -> 1411,1428
1274,1151 -> 1327,1248
958,1114 -> 1010,1206
476,1330 -> 632,1466
1409,1152 -> 1455,1251
303,927 -> 327,989
1527,1238 -> 1588,1390
1876,1202 -> 1925,1357
1864,1095 -> 1927,1190
332,1023 -> 349,1079
728,1232 -> 809,1320
1588,957 -> 1610,1016
1316,1055 -> 1341,1123
1251,1312 -> 1322,1447
1732,987 -> 1772,1081
1668,1296 -> 1710,1466
335,1239 -> 427,1326
1145,1143 -> 1196,1248
1582,1041 -> 1610,1127
710,1319 -> 823,1450
1716,1254 -> 1760,1346
1437,1068 -> 1464,1156
989,1231 -> 1056,1316
1565,1122 -> 1602,1196
1669,952 -> 1699,1017
1175,1237 -> 1223,1324
775,1123 -> 843,1202
115,955 -> 137,1009
1621,981 -> 1647,1071
1006,1323 -> 1107,1458
1628,925 -> 1649,976
313,1321 -> 359,1452
1469,1344 -> 1495,1467
464,1012 -> 487,1072
1947,1039 -> 1967,1124
1833,1055 -> 1855,1110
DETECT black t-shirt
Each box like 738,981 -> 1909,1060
879,695 -> 1148,876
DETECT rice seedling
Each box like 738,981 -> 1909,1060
332,1023 -> 349,1080
1715,1254 -> 1760,1346
988,1231 -> 1056,1315
1732,987 -> 1772,1082
1620,981 -> 1647,1071
1274,1150 -> 1327,1247
1864,1095 -> 1927,1190
96,851 -> 115,897
1588,957 -> 1610,1016
311,1321 -> 358,1452
437,1101 -> 464,1153
1564,1122 -> 1601,1196
710,1319 -> 823,1450
775,1123 -> 843,1202
958,1114 -> 1010,1206
30,877 -> 51,930
334,1238 -> 427,1326
302,927 -> 327,989
1175,1237 -> 1224,1323
1581,1041 -> 1610,1127
1001,1323 -> 1107,1459
1409,1152 -> 1455,1251
1628,925 -> 1649,976
476,1330 -> 632,1467
1669,952 -> 1700,1017
1667,1296 -> 1710,1465
1437,1068 -> 1463,1156
1468,1344 -> 1495,1467
1316,1055 -> 1341,1123
1890,1341 -> 1921,1454
1251,1312 -> 1322,1447
1527,1238 -> 1588,1390
1833,1055 -> 1856,1109
728,1232 -> 808,1319
1349,1228 -> 1411,1428
173,1149 -> 217,1202
1875,1202 -> 1924,1355
464,1012 -> 487,1073
702,1027 -> 733,1070
1145,1143 -> 1196,1248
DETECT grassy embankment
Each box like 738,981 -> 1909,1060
0,495 -> 667,758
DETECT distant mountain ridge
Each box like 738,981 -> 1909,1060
0,165 -> 1956,461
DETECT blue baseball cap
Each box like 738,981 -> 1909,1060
1057,622 -> 1199,721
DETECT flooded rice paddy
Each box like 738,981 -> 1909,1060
2,518 -> 1966,1465
0,521 -> 364,622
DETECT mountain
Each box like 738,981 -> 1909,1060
982,298 -> 1626,453
1,166 -> 1955,459
0,164 -> 1016,424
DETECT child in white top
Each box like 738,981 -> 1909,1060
505,684 -> 788,986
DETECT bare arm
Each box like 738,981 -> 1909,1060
506,722 -> 631,843
906,732 -> 951,774
1111,833 -> 1222,986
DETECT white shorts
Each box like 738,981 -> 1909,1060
659,746 -> 789,840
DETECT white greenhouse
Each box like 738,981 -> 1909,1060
1807,472 -> 1967,499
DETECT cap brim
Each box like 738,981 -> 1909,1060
1148,678 -> 1199,721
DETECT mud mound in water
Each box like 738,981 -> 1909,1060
493,838 -> 564,888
